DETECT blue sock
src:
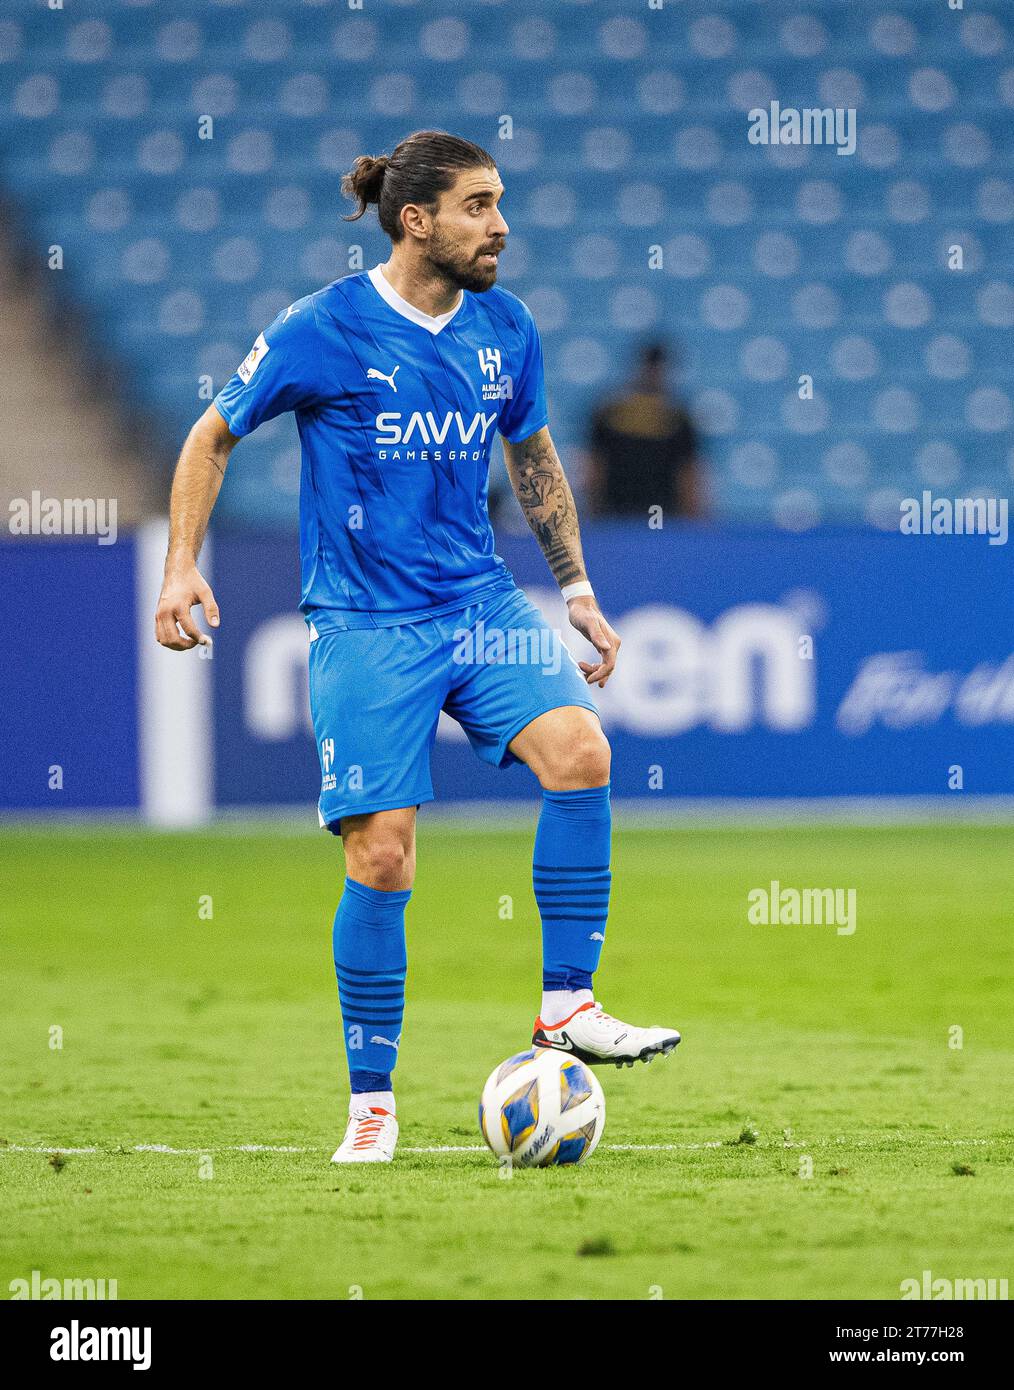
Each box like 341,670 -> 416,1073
533,784 -> 611,992
332,877 -> 409,1094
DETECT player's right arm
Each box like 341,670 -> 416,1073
154,404 -> 237,651
154,296 -> 324,650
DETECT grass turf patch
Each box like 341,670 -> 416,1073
1,822 -> 1011,1299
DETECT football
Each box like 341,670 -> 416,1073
479,1047 -> 605,1167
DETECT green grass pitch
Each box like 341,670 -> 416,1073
1,820 -> 1011,1301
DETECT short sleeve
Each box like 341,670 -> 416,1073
213,298 -> 324,438
498,302 -> 548,444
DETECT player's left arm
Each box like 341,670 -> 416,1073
502,425 -> 620,687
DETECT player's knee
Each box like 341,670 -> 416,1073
349,835 -> 412,891
572,728 -> 611,787
538,726 -> 611,789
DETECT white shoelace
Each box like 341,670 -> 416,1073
589,1002 -> 620,1025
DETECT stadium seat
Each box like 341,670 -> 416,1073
2,0 -> 1011,525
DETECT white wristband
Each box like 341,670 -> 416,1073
561,581 -> 595,602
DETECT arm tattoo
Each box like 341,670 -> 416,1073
508,429 -> 587,589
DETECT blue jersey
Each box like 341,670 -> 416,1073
213,265 -> 548,626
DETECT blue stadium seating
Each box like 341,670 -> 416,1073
2,0 -> 1012,527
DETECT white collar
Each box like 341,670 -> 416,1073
368,264 -> 463,334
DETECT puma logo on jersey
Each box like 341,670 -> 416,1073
370,1034 -> 401,1051
283,303 -> 302,321
367,365 -> 400,392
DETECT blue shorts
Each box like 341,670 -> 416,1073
307,583 -> 600,831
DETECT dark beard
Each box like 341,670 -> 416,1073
427,228 -> 499,293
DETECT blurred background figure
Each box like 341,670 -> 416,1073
587,343 -> 705,521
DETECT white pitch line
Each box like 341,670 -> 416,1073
0,1137 -> 996,1157
134,1143 -> 304,1154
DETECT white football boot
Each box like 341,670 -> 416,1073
532,1000 -> 681,1068
330,1106 -> 398,1164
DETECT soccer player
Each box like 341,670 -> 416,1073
155,130 -> 680,1164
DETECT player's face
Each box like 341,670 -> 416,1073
426,168 -> 509,293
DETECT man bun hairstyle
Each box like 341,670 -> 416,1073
341,153 -> 389,218
342,129 -> 496,242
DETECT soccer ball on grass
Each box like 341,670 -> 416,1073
479,1047 -> 605,1167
